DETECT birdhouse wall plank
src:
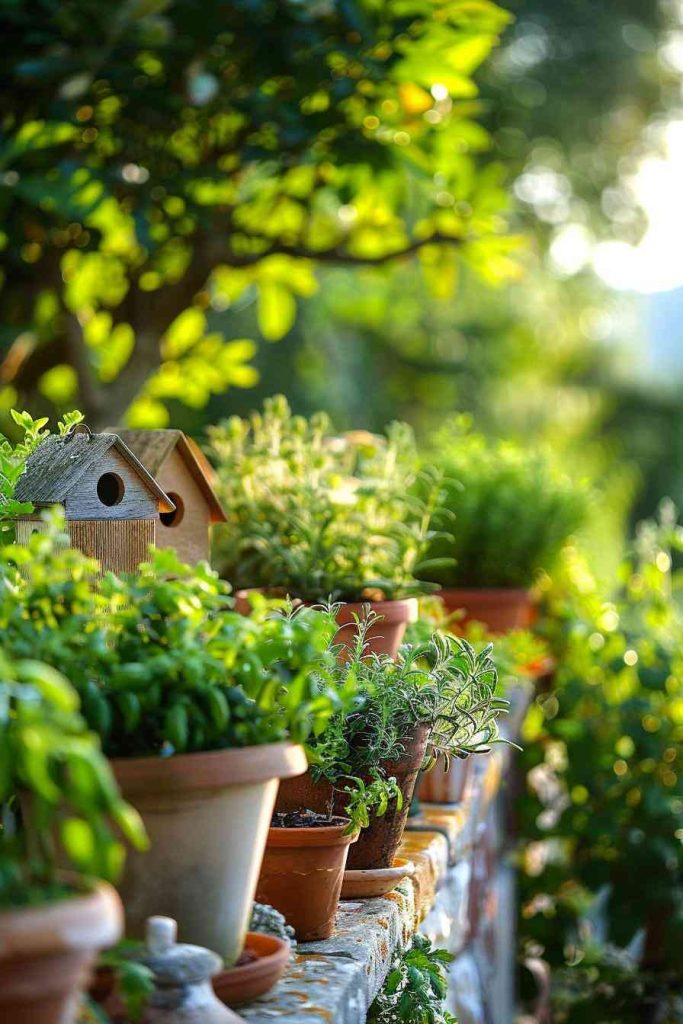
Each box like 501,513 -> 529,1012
155,447 -> 211,564
68,519 -> 156,575
64,448 -> 159,521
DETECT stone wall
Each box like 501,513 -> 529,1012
240,695 -> 525,1024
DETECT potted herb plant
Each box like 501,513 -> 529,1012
0,652 -> 147,1024
0,522 -> 340,968
275,613 -> 507,872
405,609 -> 549,803
419,418 -> 588,632
207,396 -> 449,657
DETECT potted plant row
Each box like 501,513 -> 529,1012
417,417 -> 588,633
207,395 -> 452,657
404,606 -> 551,804
0,651 -> 147,1024
0,518 -> 348,971
257,609 -> 508,926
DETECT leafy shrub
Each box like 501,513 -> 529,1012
0,516 -> 341,757
308,612 -> 507,830
0,409 -> 83,541
420,418 -> 588,589
0,651 -> 147,905
368,934 -> 457,1024
517,500 -> 683,1013
208,395 -> 449,601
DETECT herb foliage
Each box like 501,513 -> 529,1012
208,395 -> 450,601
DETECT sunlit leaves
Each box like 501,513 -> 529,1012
0,0 -> 513,419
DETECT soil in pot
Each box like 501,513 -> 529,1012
418,756 -> 472,805
112,741 -> 307,968
255,810 -> 358,942
213,931 -> 290,1007
438,587 -> 532,634
0,882 -> 122,1024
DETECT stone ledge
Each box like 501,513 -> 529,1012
240,826 -> 461,1023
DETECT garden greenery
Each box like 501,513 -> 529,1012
517,501 -> 683,1012
0,516 -> 342,758
0,651 -> 147,906
0,409 -> 83,541
367,933 -> 457,1024
308,611 -> 507,830
208,395 -> 451,601
420,418 -> 588,589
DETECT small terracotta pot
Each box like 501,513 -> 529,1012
418,756 -> 472,805
346,725 -> 429,870
213,931 -> 290,1006
0,882 -> 122,1024
438,587 -> 532,634
233,590 -> 417,660
112,742 -> 307,967
255,821 -> 358,941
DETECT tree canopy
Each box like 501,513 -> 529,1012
0,0 -> 514,426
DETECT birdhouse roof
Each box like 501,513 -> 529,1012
15,430 -> 175,512
112,429 -> 227,523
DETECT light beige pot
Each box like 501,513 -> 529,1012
112,742 -> 307,966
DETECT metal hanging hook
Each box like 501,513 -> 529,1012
64,422 -> 93,442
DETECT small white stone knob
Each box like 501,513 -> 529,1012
146,915 -> 178,954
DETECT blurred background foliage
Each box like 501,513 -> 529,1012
2,1 -> 683,1018
2,0 -> 681,539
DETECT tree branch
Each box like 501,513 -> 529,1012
220,231 -> 466,267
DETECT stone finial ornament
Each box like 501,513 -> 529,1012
136,916 -> 245,1024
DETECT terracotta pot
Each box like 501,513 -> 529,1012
418,756 -> 472,805
0,882 -> 122,1024
346,725 -> 429,870
333,599 -> 418,659
112,742 -> 307,967
275,770 -> 334,817
438,587 -> 532,634
255,821 -> 358,941
276,725 -> 429,871
213,932 -> 290,1006
233,590 -> 417,660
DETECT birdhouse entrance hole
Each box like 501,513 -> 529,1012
97,472 -> 125,506
160,492 -> 184,527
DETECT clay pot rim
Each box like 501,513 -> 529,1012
438,587 -> 530,601
213,931 -> 290,1007
266,821 -> 359,848
333,597 -> 418,626
343,855 -> 416,882
0,880 -> 122,960
215,930 -> 289,982
112,741 -> 307,794
235,589 -> 419,622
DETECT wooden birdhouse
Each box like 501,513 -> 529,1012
14,424 -> 174,574
112,429 -> 226,566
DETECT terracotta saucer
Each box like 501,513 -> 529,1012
340,856 -> 416,899
213,931 -> 290,1007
